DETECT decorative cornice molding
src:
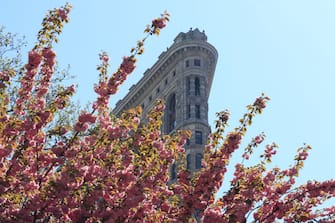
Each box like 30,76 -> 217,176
112,31 -> 218,116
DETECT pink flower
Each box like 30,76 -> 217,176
226,132 -> 242,153
27,51 -> 42,69
42,48 -> 56,60
38,110 -> 51,124
153,140 -> 164,151
58,9 -> 68,20
99,51 -> 109,63
78,112 -> 96,124
132,117 -> 140,125
58,126 -> 68,135
36,87 -> 48,97
264,144 -> 277,159
254,134 -> 265,144
161,202 -> 170,212
74,122 -> 89,132
0,71 -> 10,82
253,96 -> 269,109
54,97 -> 66,109
42,48 -> 56,67
0,144 -> 11,158
120,56 -> 136,74
68,208 -> 83,222
152,18 -> 166,29
66,84 -> 76,94
298,151 -> 308,160
94,83 -> 109,97
51,145 -> 65,157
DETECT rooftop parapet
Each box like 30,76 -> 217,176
174,28 -> 207,43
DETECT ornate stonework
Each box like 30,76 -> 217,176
112,28 -> 218,176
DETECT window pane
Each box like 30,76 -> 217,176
195,77 -> 200,96
195,104 -> 200,119
196,153 -> 202,169
167,93 -> 176,132
187,154 -> 192,170
194,59 -> 201,66
186,77 -> 190,95
195,131 -> 202,144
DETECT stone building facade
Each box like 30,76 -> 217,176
112,28 -> 218,176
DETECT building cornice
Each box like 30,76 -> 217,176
113,31 -> 218,116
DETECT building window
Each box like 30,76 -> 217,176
187,104 -> 191,119
186,139 -> 190,146
165,79 -> 168,86
167,93 -> 176,132
196,153 -> 202,169
195,104 -> 200,119
141,103 -> 145,109
194,59 -> 201,66
187,154 -> 191,170
195,131 -> 202,145
173,70 -> 176,77
149,95 -> 152,101
171,162 -> 176,180
195,77 -> 200,96
186,77 -> 191,95
185,60 -> 190,67
156,87 -> 160,94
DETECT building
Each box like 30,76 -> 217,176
112,28 -> 218,176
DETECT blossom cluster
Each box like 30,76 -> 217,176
0,3 -> 334,223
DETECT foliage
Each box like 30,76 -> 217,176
0,22 -> 78,141
0,3 -> 334,223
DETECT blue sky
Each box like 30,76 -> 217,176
1,1 -> 334,194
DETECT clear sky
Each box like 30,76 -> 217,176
1,1 -> 335,196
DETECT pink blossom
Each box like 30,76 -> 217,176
36,87 -> 48,98
66,84 -> 76,94
78,112 -> 97,124
42,48 -> 56,67
99,51 -> 109,63
58,9 -> 68,20
0,71 -> 10,82
27,50 -> 42,69
120,56 -> 136,74
253,96 -> 269,109
2,5 -> 335,222
0,145 -> 11,158
152,18 -> 166,29
74,122 -> 89,132
226,132 -> 242,153
254,133 -> 265,144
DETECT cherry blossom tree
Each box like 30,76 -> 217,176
0,26 -> 78,136
0,3 -> 334,223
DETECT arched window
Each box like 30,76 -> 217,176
187,154 -> 192,170
187,104 -> 191,119
195,131 -> 202,145
196,153 -> 203,169
185,60 -> 190,67
186,77 -> 191,95
171,162 -> 176,180
195,77 -> 200,96
167,93 -> 176,132
195,104 -> 200,119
